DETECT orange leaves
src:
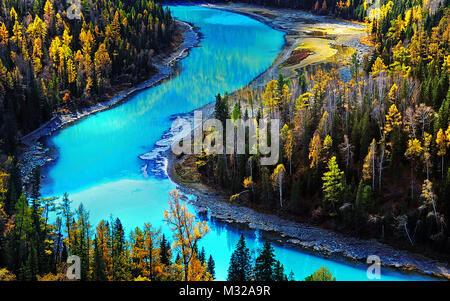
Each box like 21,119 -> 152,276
63,92 -> 70,103
43,0 -> 55,28
94,43 -> 111,85
0,22 -> 9,47
371,57 -> 387,76
130,223 -> 162,280
271,164 -> 286,187
187,257 -> 213,281
0,268 -> 17,281
26,16 -> 47,42
308,133 -> 322,169
384,104 -> 402,136
405,138 -> 423,159
243,177 -> 252,189
436,125 -> 450,157
420,179 -> 436,208
66,58 -> 76,84
362,139 -> 376,183
164,189 -> 209,280
32,38 -> 43,76
263,79 -> 278,116
305,266 -> 336,281
11,21 -> 22,47
0,170 -> 8,195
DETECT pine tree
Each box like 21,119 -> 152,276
159,234 -> 171,266
30,168 -> 41,202
60,193 -> 73,246
111,217 -> 130,280
72,204 -> 91,280
198,247 -> 206,264
355,180 -> 372,214
321,157 -> 345,214
214,93 -> 229,125
5,157 -> 21,215
93,236 -> 107,281
207,255 -> 215,280
253,242 -> 275,281
273,260 -> 287,281
227,234 -> 252,281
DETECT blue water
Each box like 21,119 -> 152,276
41,5 -> 432,281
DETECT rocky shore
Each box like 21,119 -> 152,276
19,20 -> 200,185
18,4 -> 449,280
165,5 -> 450,280
168,153 -> 450,280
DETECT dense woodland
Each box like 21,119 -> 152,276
0,180 -> 307,281
0,0 -> 449,281
190,0 -> 450,259
0,0 -> 333,282
0,0 -> 221,281
0,0 -> 174,143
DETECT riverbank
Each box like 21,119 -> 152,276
165,5 -> 450,280
18,20 -> 200,185
19,3 -> 448,278
167,152 -> 450,280
203,3 -> 371,83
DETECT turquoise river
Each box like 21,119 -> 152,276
41,5 -> 432,281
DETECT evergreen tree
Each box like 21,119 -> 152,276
198,247 -> 206,264
273,260 -> 287,281
355,179 -> 372,214
73,204 -> 91,281
5,157 -> 21,215
207,255 -> 215,280
30,168 -> 41,202
253,242 -> 276,281
227,234 -> 252,281
111,218 -> 130,280
214,93 -> 229,125
93,236 -> 107,281
159,234 -> 171,266
322,156 -> 346,214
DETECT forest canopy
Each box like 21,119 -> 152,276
188,0 -> 450,259
0,0 -> 175,142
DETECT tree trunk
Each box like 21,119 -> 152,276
289,157 -> 292,176
404,223 -> 414,246
279,174 -> 283,208
372,142 -> 375,191
411,162 -> 414,200
431,196 -> 439,228
378,145 -> 385,193
346,145 -> 350,170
